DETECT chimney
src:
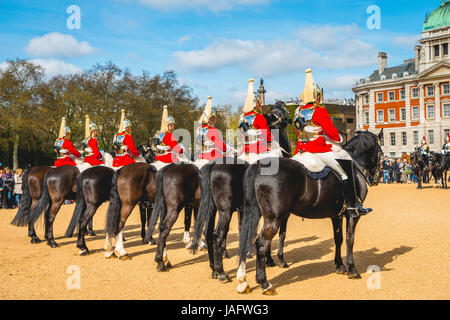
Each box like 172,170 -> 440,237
378,52 -> 387,75
415,45 -> 421,72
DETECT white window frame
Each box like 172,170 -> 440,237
402,132 -> 407,146
428,130 -> 434,145
443,103 -> 450,118
390,132 -> 396,146
364,95 -> 369,104
427,85 -> 435,97
388,91 -> 395,101
400,89 -> 405,100
377,92 -> 383,103
427,104 -> 435,119
388,109 -> 396,122
413,131 -> 419,145
377,110 -> 384,123
411,87 -> 419,98
400,108 -> 406,121
364,111 -> 370,125
411,106 -> 419,120
443,84 -> 450,95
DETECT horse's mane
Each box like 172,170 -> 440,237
343,131 -> 378,158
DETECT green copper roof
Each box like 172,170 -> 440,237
423,0 -> 450,31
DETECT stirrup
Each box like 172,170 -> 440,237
347,204 -> 372,218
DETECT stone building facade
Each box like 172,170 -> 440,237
353,0 -> 450,158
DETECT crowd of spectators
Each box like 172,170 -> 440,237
379,156 -> 426,184
0,166 -> 23,209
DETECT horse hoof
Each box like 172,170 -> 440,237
348,272 -> 361,279
279,261 -> 289,269
119,254 -> 131,261
79,249 -> 90,256
237,283 -> 251,294
262,288 -> 278,296
48,242 -> 59,248
336,265 -> 347,275
165,261 -> 172,269
266,260 -> 276,268
105,252 -> 117,259
157,264 -> 168,272
149,238 -> 156,245
219,274 -> 232,283
88,231 -> 96,237
223,250 -> 230,259
30,237 -> 41,244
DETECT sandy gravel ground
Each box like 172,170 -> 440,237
0,183 -> 448,300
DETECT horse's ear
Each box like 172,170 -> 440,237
378,128 -> 384,140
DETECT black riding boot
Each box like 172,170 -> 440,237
337,159 -> 372,218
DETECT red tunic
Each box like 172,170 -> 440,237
112,132 -> 140,167
241,111 -> 272,154
198,124 -> 227,161
155,131 -> 184,163
54,138 -> 81,167
84,137 -> 104,166
294,104 -> 341,155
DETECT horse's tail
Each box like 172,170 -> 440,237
11,170 -> 31,227
144,165 -> 169,243
106,168 -> 123,237
239,163 -> 262,264
64,171 -> 86,237
28,171 -> 51,225
191,163 -> 217,254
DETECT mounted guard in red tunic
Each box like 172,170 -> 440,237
152,105 -> 184,170
82,116 -> 104,166
237,79 -> 281,164
196,96 -> 228,162
293,69 -> 371,217
53,117 -> 81,168
112,109 -> 143,169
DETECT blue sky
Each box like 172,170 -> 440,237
0,0 -> 442,109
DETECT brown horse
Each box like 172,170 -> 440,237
104,162 -> 159,259
27,165 -> 80,247
11,166 -> 52,243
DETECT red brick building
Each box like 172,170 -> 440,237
353,1 -> 450,158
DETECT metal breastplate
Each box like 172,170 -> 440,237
197,126 -> 216,152
297,107 -> 323,143
113,134 -> 128,155
54,139 -> 69,159
155,132 -> 171,155
239,113 -> 260,145
83,137 -> 93,157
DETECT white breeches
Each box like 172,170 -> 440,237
310,152 -> 348,181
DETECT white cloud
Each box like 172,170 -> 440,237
30,59 -> 82,77
174,39 -> 321,76
0,59 -> 81,78
173,24 -> 378,76
323,75 -> 361,91
138,0 -> 271,12
177,35 -> 192,44
25,32 -> 95,59
392,35 -> 420,50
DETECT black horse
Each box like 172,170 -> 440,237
236,130 -> 382,295
429,152 -> 444,187
441,153 -> 450,189
410,148 -> 431,189
189,102 -> 293,283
